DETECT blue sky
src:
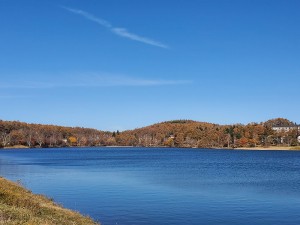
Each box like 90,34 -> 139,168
0,0 -> 299,131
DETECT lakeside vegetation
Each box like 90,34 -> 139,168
0,118 -> 299,149
0,177 -> 99,225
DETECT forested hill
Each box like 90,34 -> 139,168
0,120 -> 111,148
0,118 -> 299,149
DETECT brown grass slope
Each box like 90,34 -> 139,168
0,177 -> 99,225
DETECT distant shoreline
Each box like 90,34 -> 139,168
2,145 -> 300,151
3,145 -> 29,149
235,146 -> 300,151
1,118 -> 299,151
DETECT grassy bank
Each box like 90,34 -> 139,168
0,177 -> 99,225
3,145 -> 29,149
236,146 -> 300,151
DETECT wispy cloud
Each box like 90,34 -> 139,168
61,6 -> 169,49
0,74 -> 191,89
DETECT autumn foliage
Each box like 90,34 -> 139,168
0,120 -> 111,148
0,118 -> 299,149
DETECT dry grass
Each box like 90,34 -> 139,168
236,146 -> 300,151
0,177 -> 100,225
3,145 -> 29,149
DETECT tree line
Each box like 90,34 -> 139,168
0,118 -> 299,149
0,121 -> 111,148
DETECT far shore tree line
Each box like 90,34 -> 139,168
0,118 -> 299,149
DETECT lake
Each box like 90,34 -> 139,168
0,147 -> 300,225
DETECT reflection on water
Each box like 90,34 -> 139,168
1,148 -> 300,225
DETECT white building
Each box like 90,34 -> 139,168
272,125 -> 300,132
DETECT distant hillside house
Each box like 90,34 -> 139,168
272,124 -> 300,132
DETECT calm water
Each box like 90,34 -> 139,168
1,148 -> 300,225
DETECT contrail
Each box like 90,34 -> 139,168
62,6 -> 169,49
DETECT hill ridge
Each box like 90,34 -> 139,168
1,118 -> 299,149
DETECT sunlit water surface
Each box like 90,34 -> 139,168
1,148 -> 300,225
